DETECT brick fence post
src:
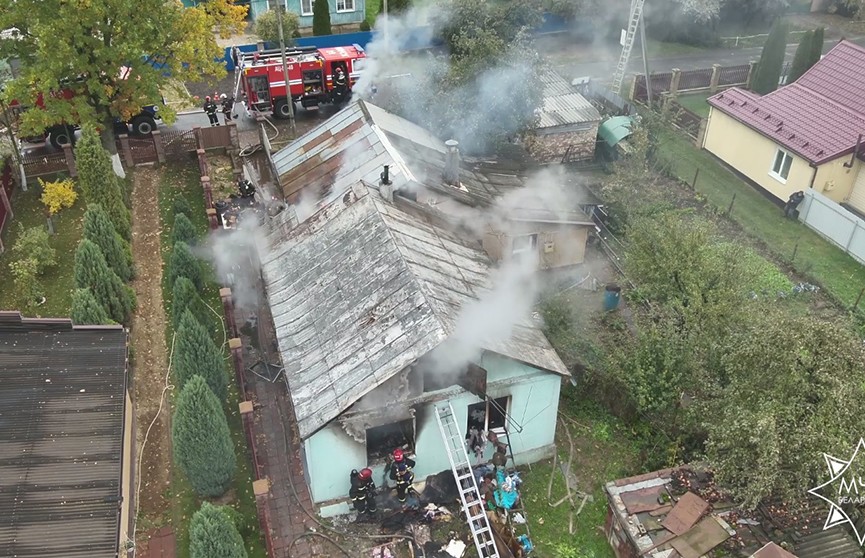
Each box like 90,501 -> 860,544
118,134 -> 134,168
746,60 -> 758,89
229,337 -> 245,391
669,68 -> 681,98
227,121 -> 239,149
709,64 -> 721,93
201,175 -> 213,209
152,129 -> 166,164
62,144 -> 77,177
220,287 -> 238,338
206,207 -> 219,230
627,74 -> 638,101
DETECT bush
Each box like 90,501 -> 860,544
174,309 -> 227,401
167,241 -> 203,290
172,196 -> 193,220
253,8 -> 300,45
74,239 -> 136,323
172,276 -> 214,333
74,127 -> 131,240
83,204 -> 134,282
71,288 -> 111,325
10,257 -> 43,308
359,20 -> 371,32
172,376 -> 237,498
11,223 -> 56,275
39,177 -> 78,215
172,213 -> 197,246
189,502 -> 248,558
312,0 -> 332,36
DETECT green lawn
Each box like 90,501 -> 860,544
657,129 -> 865,314
674,92 -> 712,118
158,162 -> 266,558
0,177 -> 83,316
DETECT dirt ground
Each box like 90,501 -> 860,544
130,168 -> 172,524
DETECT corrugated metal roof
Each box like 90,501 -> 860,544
0,313 -> 128,558
261,183 -> 570,440
536,70 -> 601,129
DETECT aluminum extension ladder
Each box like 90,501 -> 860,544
610,0 -> 646,93
434,402 -> 501,558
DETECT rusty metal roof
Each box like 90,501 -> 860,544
261,184 -> 569,440
663,491 -> 710,536
0,312 -> 128,558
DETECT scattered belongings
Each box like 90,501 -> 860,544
443,538 -> 467,558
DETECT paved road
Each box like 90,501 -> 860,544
558,36 -> 865,80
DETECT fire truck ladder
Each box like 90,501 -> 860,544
434,402 -> 501,558
610,0 -> 646,94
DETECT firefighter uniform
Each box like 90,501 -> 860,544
220,93 -> 235,125
203,97 -> 219,126
389,449 -> 416,503
352,468 -> 377,514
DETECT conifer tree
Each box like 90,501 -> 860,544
189,502 -> 248,558
172,276 -> 214,332
174,309 -> 227,400
173,196 -> 194,220
172,376 -> 237,497
751,21 -> 788,95
74,128 -> 131,240
167,241 -> 204,290
172,213 -> 198,246
312,0 -> 332,36
74,239 -> 136,324
71,288 -> 111,325
786,31 -> 814,84
83,204 -> 134,282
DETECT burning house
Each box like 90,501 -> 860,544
261,100 -> 573,517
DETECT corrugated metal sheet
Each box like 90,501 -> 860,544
537,70 -> 601,130
0,316 -> 128,558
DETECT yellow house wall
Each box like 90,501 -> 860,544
704,108 -> 815,202
119,390 -> 133,551
483,221 -> 589,269
814,156 -> 861,203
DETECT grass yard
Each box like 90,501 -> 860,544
656,129 -> 865,313
522,395 -> 640,558
674,92 -> 712,118
0,177 -> 84,316
158,161 -> 266,558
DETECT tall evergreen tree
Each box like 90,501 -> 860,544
174,309 -> 227,401
83,204 -> 134,282
810,27 -> 824,66
751,21 -> 788,95
172,376 -> 237,497
71,288 -> 111,325
312,0 -> 332,36
189,502 -> 248,558
74,128 -> 132,240
786,31 -> 814,84
173,196 -> 194,220
74,239 -> 136,324
167,242 -> 204,290
172,276 -> 214,333
172,213 -> 198,246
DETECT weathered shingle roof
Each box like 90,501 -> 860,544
261,183 -> 569,440
708,40 -> 865,165
0,312 -> 128,558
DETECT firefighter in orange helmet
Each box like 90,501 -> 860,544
352,467 -> 377,515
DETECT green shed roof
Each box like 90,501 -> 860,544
599,116 -> 635,148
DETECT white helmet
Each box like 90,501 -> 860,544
220,93 -> 227,99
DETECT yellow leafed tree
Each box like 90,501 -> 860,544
39,178 -> 78,215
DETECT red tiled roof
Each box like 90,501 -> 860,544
708,40 -> 865,165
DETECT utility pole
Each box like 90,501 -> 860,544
382,0 -> 389,49
639,10 -> 652,107
273,0 -> 297,137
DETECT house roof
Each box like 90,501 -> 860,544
536,70 -> 601,130
751,542 -> 797,558
261,182 -> 569,440
708,40 -> 865,165
0,312 -> 128,558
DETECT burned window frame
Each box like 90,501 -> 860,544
466,396 -> 510,436
365,417 -> 416,464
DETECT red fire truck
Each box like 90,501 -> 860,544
234,44 -> 366,118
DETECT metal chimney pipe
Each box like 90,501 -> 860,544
381,164 -> 391,185
443,140 -> 460,186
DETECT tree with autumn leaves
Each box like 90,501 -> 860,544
0,0 -> 246,174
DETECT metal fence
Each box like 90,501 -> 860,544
718,65 -> 751,86
21,151 -> 70,178
798,189 -> 865,266
633,64 -> 751,102
678,68 -> 713,91
161,128 -> 199,157
585,81 -> 636,116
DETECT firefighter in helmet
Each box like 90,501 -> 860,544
203,95 -> 219,127
220,93 -> 235,125
331,65 -> 349,105
388,448 -> 416,503
352,467 -> 377,515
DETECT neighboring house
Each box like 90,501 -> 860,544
525,69 -> 601,164
262,100 -> 572,516
0,312 -> 132,558
704,40 -> 865,214
268,100 -> 596,269
605,466 -> 862,558
249,0 -> 366,27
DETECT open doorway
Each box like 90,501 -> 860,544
466,396 -> 510,436
366,418 -> 415,463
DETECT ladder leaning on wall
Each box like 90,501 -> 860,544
434,402 -> 502,558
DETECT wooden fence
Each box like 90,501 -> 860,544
632,63 -> 754,103
667,100 -> 704,143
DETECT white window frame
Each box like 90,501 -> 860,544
511,233 -> 538,256
336,0 -> 355,12
299,0 -> 313,17
769,148 -> 794,183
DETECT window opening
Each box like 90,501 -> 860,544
366,419 -> 414,462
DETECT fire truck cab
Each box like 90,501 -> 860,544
234,44 -> 366,118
